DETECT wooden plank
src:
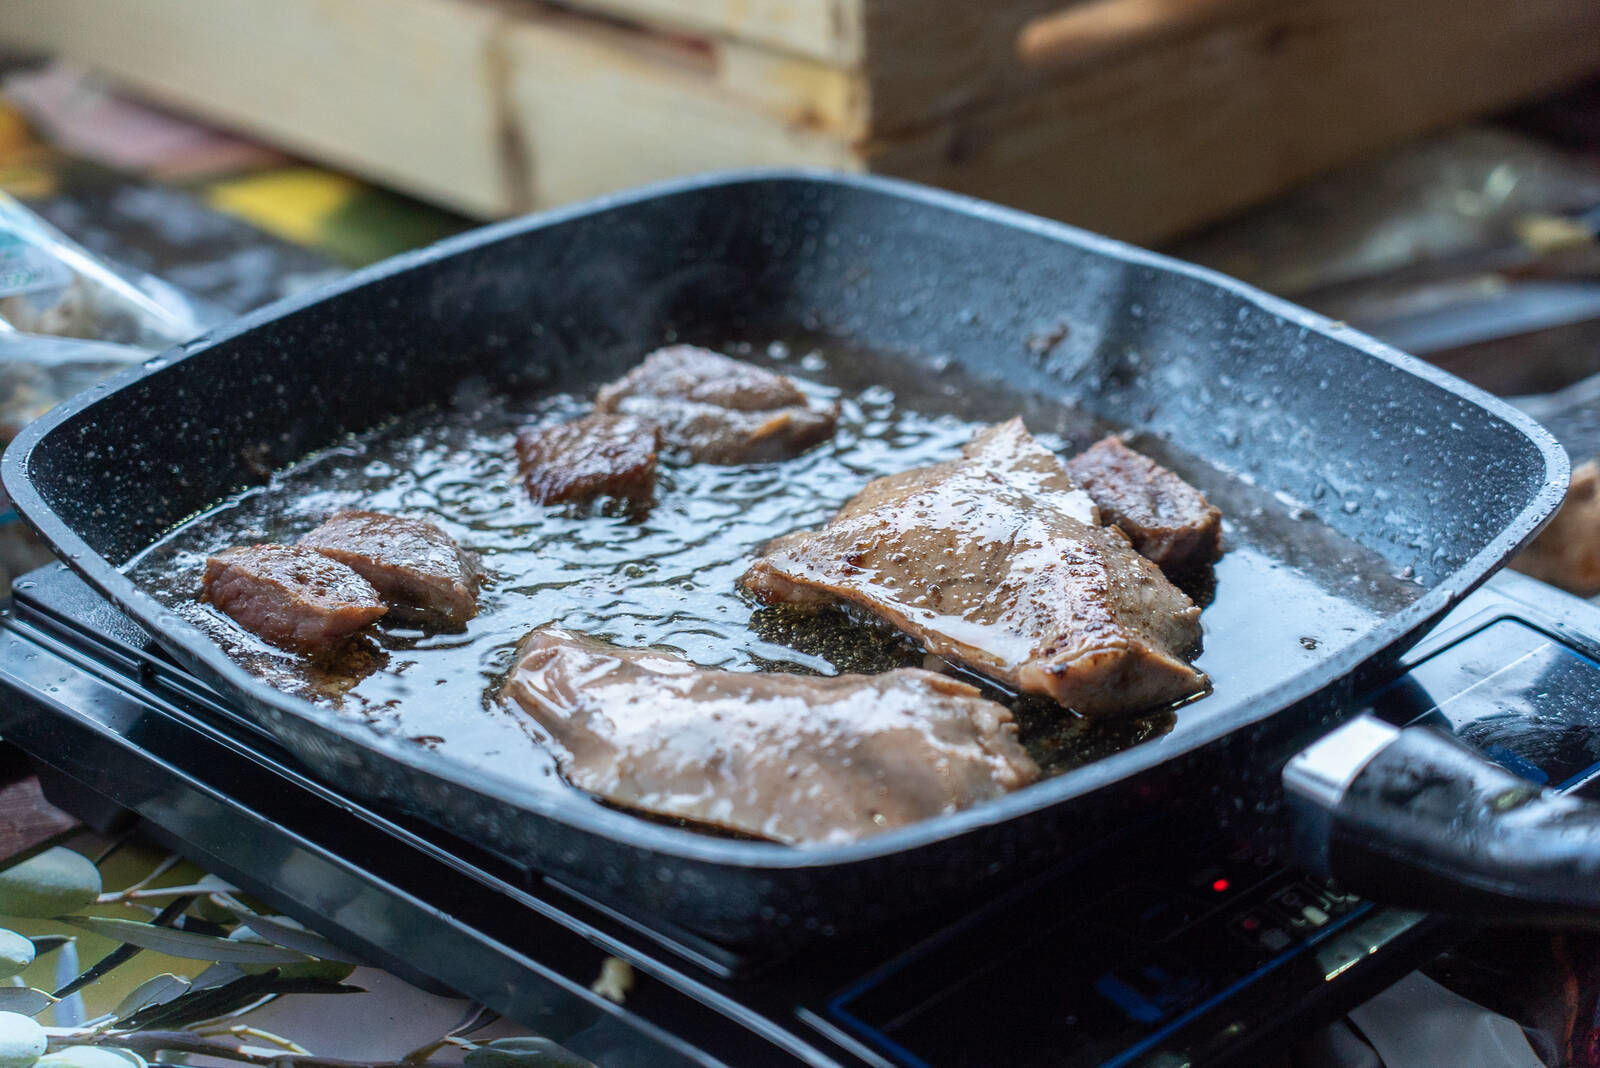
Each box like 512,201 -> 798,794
858,0 -> 1073,135
0,0 -> 516,217
502,6 -> 869,137
517,0 -> 866,66
6,0 -> 1598,241
717,38 -> 866,138
503,14 -> 860,211
867,0 -> 1600,242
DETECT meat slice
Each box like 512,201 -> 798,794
594,345 -> 836,464
298,510 -> 482,627
1064,436 -> 1222,574
202,544 -> 387,650
743,418 -> 1207,716
515,413 -> 658,508
501,627 -> 1038,845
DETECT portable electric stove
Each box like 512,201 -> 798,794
3,561 -> 1599,1067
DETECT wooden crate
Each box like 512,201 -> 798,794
4,0 -> 1599,242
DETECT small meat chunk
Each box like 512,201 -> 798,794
299,510 -> 482,627
1064,436 -> 1222,574
743,419 -> 1206,716
595,345 -> 836,464
501,627 -> 1038,844
203,544 -> 386,650
515,413 -> 658,508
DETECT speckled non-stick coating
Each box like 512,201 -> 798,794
2,172 -> 1566,948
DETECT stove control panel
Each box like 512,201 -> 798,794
828,824 -> 1410,1068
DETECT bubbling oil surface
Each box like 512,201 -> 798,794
125,337 -> 1420,799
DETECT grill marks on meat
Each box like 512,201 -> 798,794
743,419 -> 1207,716
299,510 -> 482,627
595,345 -> 837,464
500,627 -> 1039,844
1065,436 -> 1222,575
202,544 -> 387,650
516,413 -> 658,509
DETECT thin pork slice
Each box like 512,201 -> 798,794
501,626 -> 1039,845
743,419 -> 1206,716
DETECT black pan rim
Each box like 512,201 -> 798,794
1,168 -> 1570,872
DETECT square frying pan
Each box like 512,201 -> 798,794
1,173 -> 1568,948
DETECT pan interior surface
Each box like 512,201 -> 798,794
7,173 -> 1562,866
121,327 -> 1420,822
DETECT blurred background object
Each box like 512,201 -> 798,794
1,0 -> 1598,243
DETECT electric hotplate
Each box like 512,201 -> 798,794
3,562 -> 1600,1067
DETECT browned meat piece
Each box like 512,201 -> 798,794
594,345 -> 836,464
1513,459 -> 1600,596
1064,436 -> 1222,574
515,413 -> 658,508
743,419 -> 1207,716
299,510 -> 482,627
202,544 -> 387,649
501,627 -> 1039,845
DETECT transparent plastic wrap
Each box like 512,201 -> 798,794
0,326 -> 158,587
0,191 -> 204,587
0,190 -> 203,347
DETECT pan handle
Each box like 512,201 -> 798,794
1285,715 -> 1600,923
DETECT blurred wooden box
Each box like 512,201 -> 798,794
5,0 -> 1600,242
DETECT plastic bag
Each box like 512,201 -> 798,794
0,189 -> 204,449
0,324 -> 153,587
0,191 -> 204,588
0,190 -> 203,347
0,322 -> 148,441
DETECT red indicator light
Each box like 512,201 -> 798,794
1211,878 -> 1231,893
